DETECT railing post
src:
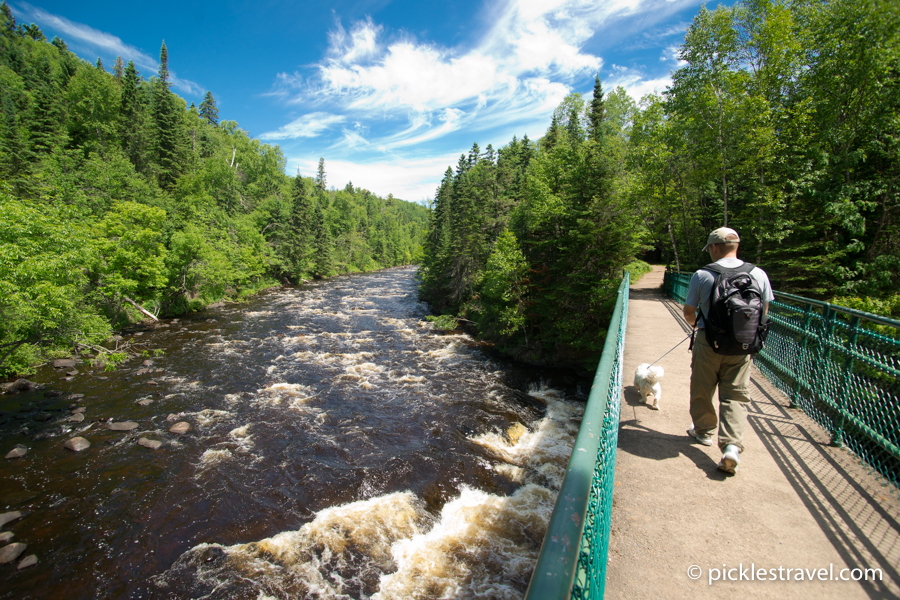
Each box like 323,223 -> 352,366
832,315 -> 862,448
789,302 -> 815,409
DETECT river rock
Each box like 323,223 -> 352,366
0,511 -> 23,527
142,359 -> 154,366
169,422 -> 191,435
64,437 -> 90,452
72,407 -> 86,414
66,370 -> 79,376
109,421 -> 139,432
67,413 -> 85,423
137,399 -> 153,406
17,554 -> 37,569
5,445 -> 27,459
65,393 -> 85,401
147,380 -> 158,386
52,359 -> 77,369
137,438 -> 164,450
0,532 -> 13,544
43,390 -> 63,398
0,543 -> 26,564
12,379 -> 36,392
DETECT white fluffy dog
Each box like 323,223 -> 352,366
634,363 -> 664,410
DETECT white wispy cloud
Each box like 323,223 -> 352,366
259,112 -> 346,141
608,70 -> 673,101
11,2 -> 204,96
289,154 -> 467,203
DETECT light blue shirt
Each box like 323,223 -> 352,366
685,258 -> 774,328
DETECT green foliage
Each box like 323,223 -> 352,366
425,314 -> 460,331
624,260 -> 653,283
0,185 -> 111,376
0,24 -> 429,376
477,229 -> 528,339
631,0 -> 900,299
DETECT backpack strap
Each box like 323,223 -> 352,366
703,262 -> 755,276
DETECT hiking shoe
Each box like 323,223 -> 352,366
718,444 -> 741,475
687,427 -> 713,446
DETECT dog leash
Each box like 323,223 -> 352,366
648,331 -> 694,366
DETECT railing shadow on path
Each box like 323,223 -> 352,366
748,375 -> 900,599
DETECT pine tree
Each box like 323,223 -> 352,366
543,114 -> 560,151
96,57 -> 104,70
119,60 -> 145,169
1,1 -> 16,33
315,158 -> 327,192
199,91 -> 218,126
28,59 -> 64,155
112,56 -> 124,80
588,74 -> 606,141
152,41 -> 183,188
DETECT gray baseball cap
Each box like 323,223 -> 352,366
702,227 -> 740,251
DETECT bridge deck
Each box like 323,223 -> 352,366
605,266 -> 899,599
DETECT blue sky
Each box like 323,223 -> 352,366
10,0 -> 724,203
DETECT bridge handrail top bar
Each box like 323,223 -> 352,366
665,268 -> 900,330
524,273 -> 629,600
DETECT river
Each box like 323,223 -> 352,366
1,266 -> 588,599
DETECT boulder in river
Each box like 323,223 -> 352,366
169,422 -> 191,435
0,532 -> 13,544
109,421 -> 139,432
52,359 -> 77,369
137,438 -> 164,450
5,379 -> 36,393
67,413 -> 85,423
0,511 -> 23,527
64,437 -> 90,452
5,445 -> 27,459
17,554 -> 37,569
0,543 -> 26,564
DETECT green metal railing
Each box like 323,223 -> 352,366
525,272 -> 629,600
664,269 -> 900,490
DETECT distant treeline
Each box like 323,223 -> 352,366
0,4 -> 429,376
420,0 -> 899,368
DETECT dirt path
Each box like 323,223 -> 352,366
604,265 -> 899,599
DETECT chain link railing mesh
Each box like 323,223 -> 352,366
665,269 -> 900,491
571,275 -> 628,600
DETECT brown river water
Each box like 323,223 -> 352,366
0,266 -> 589,599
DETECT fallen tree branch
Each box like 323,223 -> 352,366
122,295 -> 159,322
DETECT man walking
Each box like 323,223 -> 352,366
682,227 -> 774,474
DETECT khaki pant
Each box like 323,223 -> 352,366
690,333 -> 753,452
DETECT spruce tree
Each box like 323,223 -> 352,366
315,158 -> 327,192
588,74 -> 606,141
112,56 -> 124,80
120,60 -> 145,169
199,91 -> 218,126
152,41 -> 182,188
28,59 -> 63,155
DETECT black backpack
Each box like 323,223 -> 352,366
699,262 -> 769,355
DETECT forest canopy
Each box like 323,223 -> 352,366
0,4 -> 429,376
